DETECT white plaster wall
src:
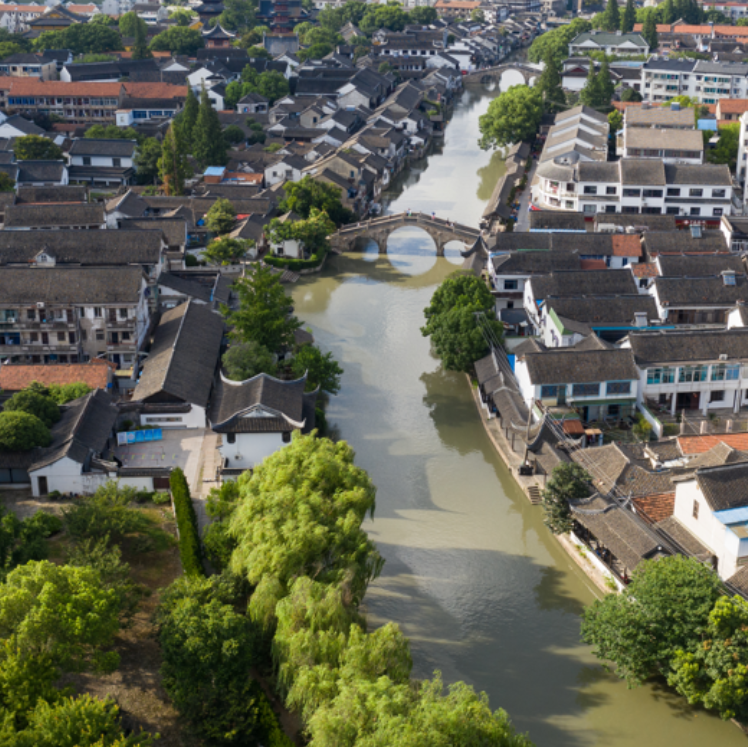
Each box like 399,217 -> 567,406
141,405 -> 206,429
218,431 -> 287,469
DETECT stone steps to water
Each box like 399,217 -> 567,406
527,485 -> 542,505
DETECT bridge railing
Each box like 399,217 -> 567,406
336,211 -> 480,237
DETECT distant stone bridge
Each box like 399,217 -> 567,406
462,63 -> 542,86
330,212 -> 481,255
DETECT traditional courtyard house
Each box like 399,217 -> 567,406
157,271 -> 232,313
209,371 -> 317,478
0,160 -> 69,187
2,202 -> 105,230
130,300 -> 223,429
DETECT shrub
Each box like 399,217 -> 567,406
169,468 -> 204,577
185,253 -> 199,267
0,411 -> 51,451
153,492 -> 171,505
263,251 -> 326,272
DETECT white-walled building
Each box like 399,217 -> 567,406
209,371 -> 317,477
569,30 -> 649,56
641,58 -> 748,104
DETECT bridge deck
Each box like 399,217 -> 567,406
337,211 -> 480,238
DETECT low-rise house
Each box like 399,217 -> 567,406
3,202 -> 105,230
624,102 -> 696,130
623,328 -> 748,415
237,91 -> 269,114
0,266 -> 151,371
0,53 -> 56,80
671,462 -> 748,581
569,30 -> 649,56
0,114 -> 45,138
67,138 -> 137,187
642,228 -> 729,256
157,271 -> 232,312
621,126 -> 704,164
209,371 -> 317,477
514,346 -> 640,421
0,160 -> 68,187
115,97 -> 182,127
652,273 -> 748,324
130,300 -> 223,429
0,359 -> 114,398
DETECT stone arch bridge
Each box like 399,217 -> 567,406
330,212 -> 481,255
462,63 -> 542,86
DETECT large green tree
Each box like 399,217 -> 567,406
205,198 -> 237,235
149,26 -> 204,55
581,556 -> 723,686
2,389 -> 60,427
478,85 -> 543,149
204,236 -> 252,265
229,433 -> 382,626
421,271 -> 503,373
708,123 -> 740,170
621,0 -> 636,32
279,175 -> 354,226
669,595 -> 748,721
538,52 -> 565,112
180,85 -> 199,145
601,0 -> 620,31
289,344 -> 343,394
158,122 -> 190,196
222,340 -> 276,381
223,263 -> 301,352
133,136 -> 161,185
14,135 -> 63,161
0,508 -> 60,583
541,463 -> 591,535
0,411 -> 50,451
642,10 -> 658,50
580,64 -> 604,109
33,24 -> 122,55
192,86 -> 228,169
527,18 -> 591,64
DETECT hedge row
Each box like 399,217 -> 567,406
169,467 -> 204,577
264,250 -> 326,272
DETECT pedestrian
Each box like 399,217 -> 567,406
407,208 -> 411,217
431,211 -> 436,220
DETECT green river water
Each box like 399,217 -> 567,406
290,83 -> 746,746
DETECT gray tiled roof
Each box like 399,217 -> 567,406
28,390 -> 117,471
132,300 -> 223,409
664,163 -> 731,186
490,251 -> 581,274
119,218 -> 186,248
209,372 -> 309,433
570,493 -> 669,570
626,328 -> 748,364
0,229 -> 163,266
531,269 -> 638,299
15,185 -> 87,204
643,230 -> 728,255
0,266 -> 144,304
655,516 -> 712,561
578,161 -> 619,183
655,275 -> 748,306
657,253 -> 745,277
695,462 -> 748,511
625,106 -> 695,128
554,104 -> 608,124
4,203 -> 104,228
619,159 -> 666,186
521,348 -> 639,385
69,138 -> 137,157
546,294 -> 657,324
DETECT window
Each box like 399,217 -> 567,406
540,385 -> 561,398
583,186 -> 597,195
583,204 -> 597,214
82,156 -> 90,166
639,278 -> 649,288
26,308 -> 35,320
679,365 -> 707,382
711,390 -> 725,402
623,188 -> 641,197
122,332 -> 130,341
95,330 -> 104,341
693,500 -> 700,519
622,206 -> 639,214
572,383 -> 600,397
282,431 -> 292,443
29,332 -> 38,342
666,206 -> 680,214
119,308 -> 128,319
606,381 -> 631,395
56,332 -> 65,342
504,279 -> 518,290
690,207 -> 701,216
643,189 -> 663,198
713,189 -> 726,198
112,158 -> 121,168
713,208 -> 723,217
647,367 -> 675,384
606,186 -> 617,195
710,364 -> 738,381
227,433 -> 236,444
93,307 -> 102,317
689,188 -> 703,197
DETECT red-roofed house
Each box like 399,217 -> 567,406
0,360 -> 114,397
716,98 -> 748,121
678,432 -> 748,454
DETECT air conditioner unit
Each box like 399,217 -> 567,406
720,353 -> 728,360
36,302 -> 44,309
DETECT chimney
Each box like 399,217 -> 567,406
634,311 -> 648,327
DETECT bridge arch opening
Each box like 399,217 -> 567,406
443,239 -> 467,266
383,225 -> 440,276
499,69 -> 529,89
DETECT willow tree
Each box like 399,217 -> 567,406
229,434 -> 382,627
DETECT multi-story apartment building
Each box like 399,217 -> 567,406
641,58 -> 748,104
0,266 -> 150,372
534,159 -> 732,223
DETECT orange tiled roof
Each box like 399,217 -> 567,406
122,82 -> 188,98
0,361 -> 112,392
679,433 -> 748,454
7,79 -> 122,97
434,0 -> 481,7
612,234 -> 642,257
717,98 -> 748,114
632,262 -> 658,278
633,493 -> 675,523
0,4 -> 46,12
634,22 -> 748,35
580,259 -> 607,270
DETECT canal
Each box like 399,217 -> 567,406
290,83 -> 746,746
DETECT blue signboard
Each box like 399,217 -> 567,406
118,428 -> 163,445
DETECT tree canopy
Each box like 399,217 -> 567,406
478,85 -> 543,149
581,555 -> 723,685
2,389 -> 60,427
158,122 -> 191,196
541,463 -> 591,535
149,26 -> 204,55
229,433 -> 382,626
34,24 -> 122,55
14,135 -> 63,161
421,271 -> 503,373
222,340 -> 276,381
0,411 -> 50,451
205,198 -> 237,235
192,86 -> 227,169
204,236 -> 252,265
279,175 -> 354,227
289,343 -> 343,394
527,18 -> 591,64
223,263 -> 301,352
